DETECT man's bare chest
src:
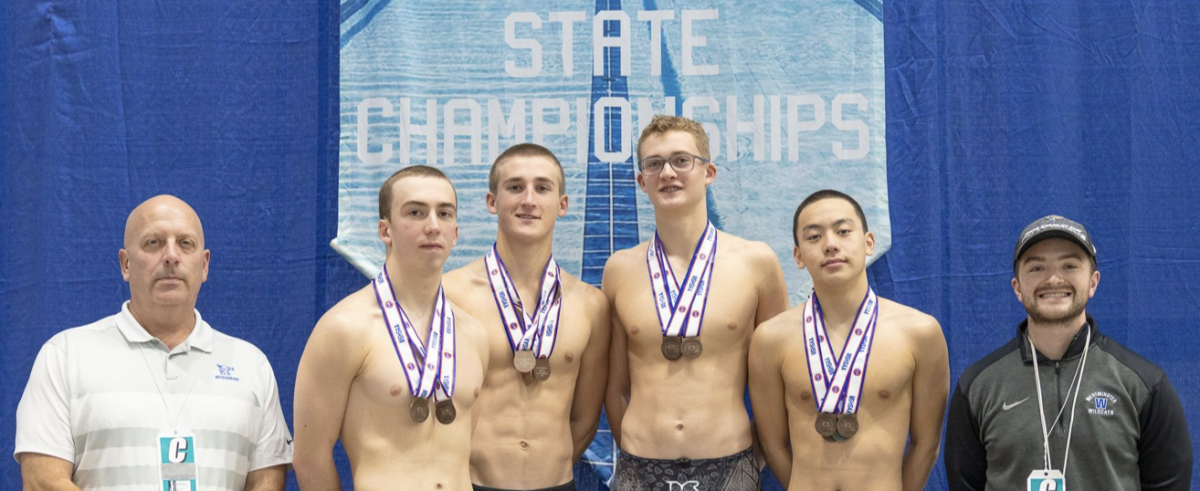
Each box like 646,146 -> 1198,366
615,264 -> 759,350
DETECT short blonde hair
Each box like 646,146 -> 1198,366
489,143 -> 566,195
636,115 -> 710,161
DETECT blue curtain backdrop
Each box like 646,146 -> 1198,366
2,1 -> 1197,490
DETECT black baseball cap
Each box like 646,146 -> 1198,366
1013,215 -> 1097,270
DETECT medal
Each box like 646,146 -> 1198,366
661,336 -> 683,360
682,337 -> 703,358
485,245 -> 564,377
513,350 -> 536,373
815,412 -> 838,439
836,413 -> 859,439
410,397 -> 430,423
533,357 -> 551,381
522,371 -> 534,386
647,223 -> 717,362
435,399 -> 457,424
801,288 -> 879,442
374,269 -> 457,425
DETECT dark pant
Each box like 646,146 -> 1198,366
611,448 -> 760,491
472,481 -> 576,491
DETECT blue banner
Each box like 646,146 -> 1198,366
336,0 -> 889,304
337,1 -> 886,485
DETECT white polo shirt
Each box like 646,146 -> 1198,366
15,302 -> 293,490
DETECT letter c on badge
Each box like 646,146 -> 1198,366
169,437 -> 189,463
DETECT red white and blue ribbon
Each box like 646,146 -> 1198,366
373,268 -> 456,401
646,222 -> 717,340
802,288 -> 878,414
484,244 -> 562,360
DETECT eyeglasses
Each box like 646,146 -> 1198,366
638,153 -> 709,175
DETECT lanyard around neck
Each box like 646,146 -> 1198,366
1030,325 -> 1091,474
138,344 -> 199,432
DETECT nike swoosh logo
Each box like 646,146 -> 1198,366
286,439 -> 293,445
1002,397 -> 1030,411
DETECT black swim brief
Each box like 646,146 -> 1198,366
611,447 -> 759,491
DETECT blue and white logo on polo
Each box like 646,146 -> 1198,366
214,364 -> 239,381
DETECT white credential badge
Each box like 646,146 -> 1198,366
1028,469 -> 1065,491
157,429 -> 198,491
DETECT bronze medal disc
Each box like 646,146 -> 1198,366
836,413 -> 859,439
513,350 -> 536,373
682,337 -> 703,358
661,336 -> 683,360
814,412 -> 837,438
435,399 -> 457,425
533,357 -> 551,381
522,371 -> 535,386
410,397 -> 430,423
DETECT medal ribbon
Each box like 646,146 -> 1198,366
484,244 -> 563,359
645,222 -> 717,339
801,288 -> 878,414
373,269 -> 456,401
